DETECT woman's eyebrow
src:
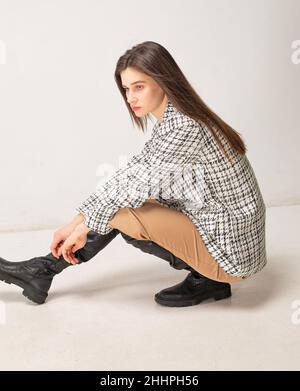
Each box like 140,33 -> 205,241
122,80 -> 146,88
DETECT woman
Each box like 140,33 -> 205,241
0,41 -> 267,307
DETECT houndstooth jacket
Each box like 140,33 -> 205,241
76,100 -> 267,277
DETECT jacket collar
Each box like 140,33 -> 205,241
152,100 -> 178,133
161,100 -> 177,123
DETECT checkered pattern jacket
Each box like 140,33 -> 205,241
76,100 -> 267,277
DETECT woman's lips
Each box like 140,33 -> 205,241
132,106 -> 141,111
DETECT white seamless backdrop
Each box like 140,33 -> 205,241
0,0 -> 299,232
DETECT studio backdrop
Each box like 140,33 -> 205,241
0,0 -> 299,232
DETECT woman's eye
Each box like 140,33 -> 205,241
124,86 -> 143,91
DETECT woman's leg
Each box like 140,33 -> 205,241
119,231 -> 192,271
0,229 -> 120,304
108,199 -> 242,307
109,199 -> 242,283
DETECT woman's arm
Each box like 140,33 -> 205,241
76,121 -> 204,235
71,212 -> 85,227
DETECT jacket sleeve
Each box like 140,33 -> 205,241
76,121 -> 204,234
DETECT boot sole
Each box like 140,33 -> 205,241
154,287 -> 232,307
0,270 -> 47,304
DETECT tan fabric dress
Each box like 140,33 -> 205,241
109,198 -> 245,283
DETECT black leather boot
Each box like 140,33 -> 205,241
119,232 -> 191,271
0,229 -> 119,304
119,231 -> 231,307
154,270 -> 232,307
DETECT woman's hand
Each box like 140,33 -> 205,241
59,223 -> 91,265
50,214 -> 84,259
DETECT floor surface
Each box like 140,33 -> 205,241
0,205 -> 299,370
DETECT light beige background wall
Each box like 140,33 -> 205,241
0,0 -> 299,232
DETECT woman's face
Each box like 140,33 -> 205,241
120,67 -> 168,121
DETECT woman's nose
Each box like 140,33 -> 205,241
127,91 -> 136,104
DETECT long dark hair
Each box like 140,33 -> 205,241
114,41 -> 247,164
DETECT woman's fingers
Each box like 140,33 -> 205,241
50,241 -> 58,258
60,233 -> 86,265
68,249 -> 78,264
62,245 -> 78,265
62,245 -> 71,264
57,243 -> 64,257
50,234 -> 63,259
